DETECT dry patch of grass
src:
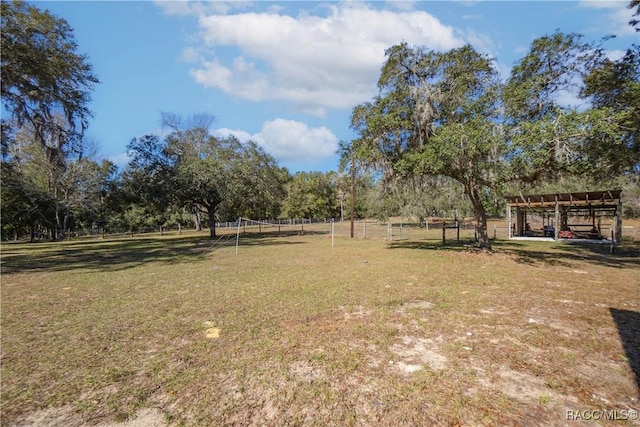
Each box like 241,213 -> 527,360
1,228 -> 639,426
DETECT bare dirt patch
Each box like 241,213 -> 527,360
10,407 -> 166,427
288,360 -> 325,383
389,335 -> 447,374
338,304 -> 372,321
485,367 -> 570,403
401,300 -> 433,310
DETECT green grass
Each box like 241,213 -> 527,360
1,227 -> 639,426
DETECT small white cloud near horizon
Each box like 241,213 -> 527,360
213,118 -> 339,164
107,152 -> 132,169
211,127 -> 253,142
605,49 -> 627,61
109,118 -> 337,170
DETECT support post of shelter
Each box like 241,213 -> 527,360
554,199 -> 560,240
615,198 -> 622,242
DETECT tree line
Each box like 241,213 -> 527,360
2,103 -> 479,241
2,1 -> 639,245
0,2 -> 343,241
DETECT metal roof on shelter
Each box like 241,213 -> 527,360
504,190 -> 622,208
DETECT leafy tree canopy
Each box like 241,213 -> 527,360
125,115 -> 287,238
1,0 -> 99,240
348,31 -> 638,248
1,0 -> 99,152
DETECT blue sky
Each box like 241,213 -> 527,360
35,0 -> 638,173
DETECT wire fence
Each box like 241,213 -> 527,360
198,218 -> 640,255
229,218 -> 485,242
15,217 -> 638,244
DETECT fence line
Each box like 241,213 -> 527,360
18,218 -> 638,243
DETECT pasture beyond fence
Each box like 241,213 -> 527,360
210,218 -> 507,254
13,217 -> 638,246
219,218 -> 640,243
221,218 -> 503,240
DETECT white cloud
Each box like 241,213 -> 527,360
608,5 -> 637,35
465,29 -> 496,58
181,46 -> 202,63
578,0 -> 619,9
107,152 -> 132,169
213,119 -> 339,163
605,49 -> 627,61
211,127 -> 252,142
184,3 -> 464,116
579,1 -> 636,36
386,1 -> 417,12
155,0 -> 253,16
257,119 -> 338,161
112,121 -> 335,170
154,0 -> 193,16
555,88 -> 586,110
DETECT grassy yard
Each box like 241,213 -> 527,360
1,224 -> 639,426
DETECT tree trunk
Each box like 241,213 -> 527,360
466,185 -> 491,249
350,158 -> 355,238
61,206 -> 69,240
54,199 -> 69,241
193,209 -> 202,231
207,211 -> 216,238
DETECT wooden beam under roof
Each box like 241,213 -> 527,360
505,190 -> 621,208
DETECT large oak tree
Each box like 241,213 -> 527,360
126,115 -> 287,238
1,0 -> 99,239
349,32 -> 635,248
